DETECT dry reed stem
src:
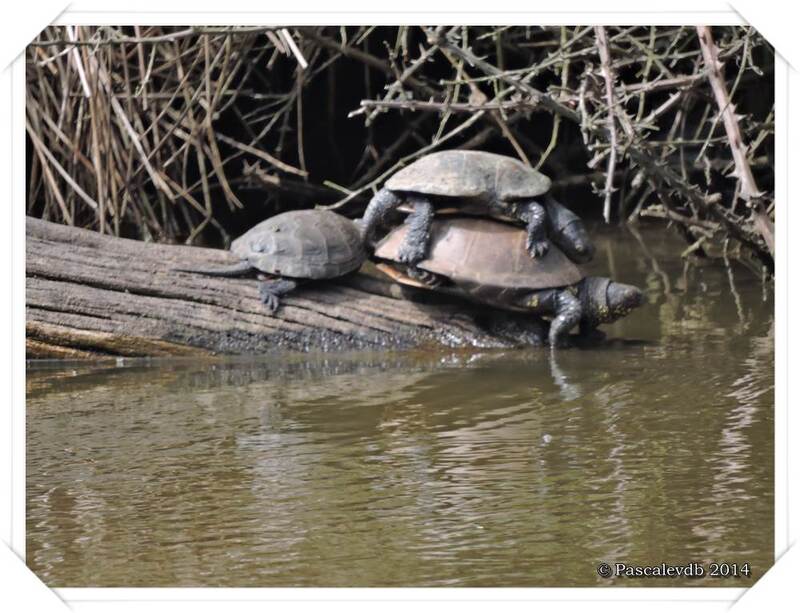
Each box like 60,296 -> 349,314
26,25 -> 774,270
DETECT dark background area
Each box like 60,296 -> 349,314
26,26 -> 773,256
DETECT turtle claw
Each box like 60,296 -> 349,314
526,237 -> 550,259
397,240 -> 427,265
259,289 -> 280,315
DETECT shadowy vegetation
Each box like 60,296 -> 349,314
26,25 -> 774,270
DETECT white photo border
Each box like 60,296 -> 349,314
4,2 -> 793,611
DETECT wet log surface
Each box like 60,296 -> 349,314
26,217 -> 544,358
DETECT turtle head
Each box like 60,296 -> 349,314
579,277 -> 643,326
607,281 -> 644,319
544,197 -> 594,263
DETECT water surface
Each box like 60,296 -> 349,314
27,224 -> 774,587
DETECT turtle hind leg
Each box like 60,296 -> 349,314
545,196 -> 594,263
397,195 -> 434,265
361,188 -> 404,244
518,200 -> 550,258
549,290 -> 582,348
257,278 -> 299,315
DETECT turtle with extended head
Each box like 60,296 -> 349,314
361,150 -> 594,266
373,216 -> 643,348
175,209 -> 365,314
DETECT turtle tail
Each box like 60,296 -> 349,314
173,260 -> 254,277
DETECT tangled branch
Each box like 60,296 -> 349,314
27,25 -> 774,270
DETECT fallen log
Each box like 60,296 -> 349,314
26,217 -> 544,358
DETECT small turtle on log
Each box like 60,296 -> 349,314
373,217 -> 643,348
175,209 -> 365,314
361,150 -> 594,266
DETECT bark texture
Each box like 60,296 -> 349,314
26,217 -> 542,358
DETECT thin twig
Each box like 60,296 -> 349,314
595,26 -> 618,223
697,25 -> 773,256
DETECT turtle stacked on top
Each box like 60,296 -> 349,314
363,150 -> 643,348
361,150 -> 595,265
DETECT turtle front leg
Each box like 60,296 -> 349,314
361,188 -> 404,244
397,195 -> 434,265
518,200 -> 550,258
257,278 -> 299,315
549,289 -> 582,348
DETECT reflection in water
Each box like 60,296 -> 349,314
548,352 -> 582,402
27,224 -> 773,587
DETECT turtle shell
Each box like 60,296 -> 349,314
373,217 -> 584,292
230,209 -> 365,279
385,150 -> 551,201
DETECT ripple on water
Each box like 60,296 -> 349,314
27,226 -> 774,587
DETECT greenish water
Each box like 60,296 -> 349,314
26,225 -> 774,587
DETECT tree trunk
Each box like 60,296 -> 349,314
26,218 -> 542,358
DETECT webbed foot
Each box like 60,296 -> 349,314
396,195 -> 434,264
257,278 -> 298,315
526,235 -> 550,258
397,239 -> 428,265
259,288 -> 281,315
521,200 -> 550,259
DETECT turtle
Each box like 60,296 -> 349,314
360,150 -> 594,266
174,209 -> 365,314
372,216 -> 643,348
